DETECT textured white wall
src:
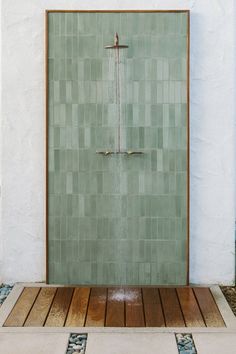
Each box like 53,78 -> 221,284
0,0 -> 235,284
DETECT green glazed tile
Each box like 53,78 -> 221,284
48,12 -> 188,285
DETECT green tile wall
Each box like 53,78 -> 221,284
47,12 -> 189,285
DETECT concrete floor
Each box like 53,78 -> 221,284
0,333 -> 69,354
1,332 -> 236,354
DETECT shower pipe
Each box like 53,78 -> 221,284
96,32 -> 143,156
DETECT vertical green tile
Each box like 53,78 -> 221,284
48,12 -> 188,285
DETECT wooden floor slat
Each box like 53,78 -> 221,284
160,288 -> 185,327
24,287 -> 57,327
85,287 -> 107,327
125,288 -> 145,327
142,288 -> 165,327
4,287 -> 40,327
193,288 -> 225,327
65,287 -> 90,327
3,286 -> 225,328
44,287 -> 74,327
106,288 -> 125,327
177,288 -> 205,327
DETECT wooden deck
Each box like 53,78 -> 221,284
3,287 -> 225,328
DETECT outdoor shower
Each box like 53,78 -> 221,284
96,32 -> 143,156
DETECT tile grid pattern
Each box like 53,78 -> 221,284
47,12 -> 188,284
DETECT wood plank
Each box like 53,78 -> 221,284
125,288 -> 145,327
4,287 -> 40,327
44,287 -> 74,327
85,288 -> 107,327
177,288 -> 205,327
142,288 -> 165,327
193,288 -> 225,327
106,288 -> 125,327
24,287 -> 57,327
159,288 -> 185,327
65,287 -> 90,327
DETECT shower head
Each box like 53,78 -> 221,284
105,32 -> 128,49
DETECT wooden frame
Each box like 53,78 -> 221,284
45,10 -> 190,285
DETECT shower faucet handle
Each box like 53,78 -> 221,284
96,150 -> 144,156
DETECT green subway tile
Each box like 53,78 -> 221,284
54,150 -> 60,171
48,14 -> 54,35
48,35 -> 54,58
96,172 -> 103,193
139,263 -> 151,284
126,263 -> 139,284
91,59 -> 102,81
151,105 -> 163,126
71,81 -> 78,103
78,128 -> 85,148
66,195 -> 73,216
65,59 -> 72,80
65,81 -> 72,102
66,172 -> 73,194
49,240 -> 61,262
59,82 -> 66,104
180,13 -> 188,34
53,81 -> 60,102
53,127 -> 60,148
48,149 -> 54,171
59,59 -> 66,80
157,128 -> 163,148
133,59 -> 145,81
176,172 -> 186,195
53,14 -> 60,35
56,13 -> 65,36
48,59 -> 54,80
65,36 -> 72,58
65,13 -> 73,35
48,12 -> 188,285
151,150 -> 157,171
83,59 -> 91,80
163,173 -> 170,194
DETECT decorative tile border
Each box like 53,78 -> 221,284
175,333 -> 197,354
66,333 -> 87,354
0,284 -> 14,306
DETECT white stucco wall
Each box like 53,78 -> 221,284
0,0 -> 235,284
